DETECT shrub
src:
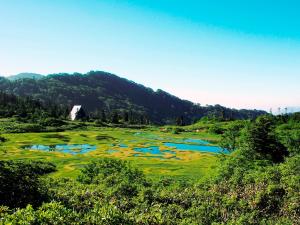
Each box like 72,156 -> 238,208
77,158 -> 146,186
4,123 -> 44,133
0,160 -> 56,208
172,127 -> 184,134
209,124 -> 224,134
0,135 -> 7,143
241,115 -> 289,163
39,118 -> 67,127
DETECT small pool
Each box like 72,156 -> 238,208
134,146 -> 176,155
134,146 -> 164,155
23,144 -> 97,155
164,142 -> 228,153
119,144 -> 128,148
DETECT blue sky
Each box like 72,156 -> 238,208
0,0 -> 299,111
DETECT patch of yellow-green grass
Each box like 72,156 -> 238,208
0,127 -> 221,181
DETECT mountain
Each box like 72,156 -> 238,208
7,73 -> 44,81
0,71 -> 266,124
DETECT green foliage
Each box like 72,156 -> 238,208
2,202 -> 80,225
0,160 -> 56,208
289,112 -> 300,122
286,131 -> 300,155
0,135 -> 7,143
0,91 -> 69,121
39,118 -> 67,127
209,124 -> 224,134
172,127 -> 184,134
219,121 -> 245,152
94,119 -> 105,126
1,154 -> 300,224
241,115 -> 289,163
277,117 -> 300,156
110,111 -> 119,124
77,158 -> 146,187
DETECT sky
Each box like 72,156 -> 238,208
0,0 -> 300,111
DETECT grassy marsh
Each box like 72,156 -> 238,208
0,126 -> 221,180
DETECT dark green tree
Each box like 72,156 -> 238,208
123,111 -> 129,123
101,110 -> 107,122
176,116 -> 184,126
111,111 -> 119,124
220,122 -> 245,152
0,160 -> 56,208
242,115 -> 288,163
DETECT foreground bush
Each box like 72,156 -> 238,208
0,160 -> 56,208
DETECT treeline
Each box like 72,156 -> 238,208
0,91 -> 69,121
0,114 -> 299,224
90,110 -> 150,125
0,92 -> 149,126
0,72 -> 266,124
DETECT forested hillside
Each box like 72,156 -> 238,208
0,71 -> 266,124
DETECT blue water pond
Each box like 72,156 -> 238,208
164,142 -> 229,153
119,144 -> 128,148
133,142 -> 228,156
24,144 -> 97,155
134,146 -> 166,155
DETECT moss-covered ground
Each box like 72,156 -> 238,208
0,126 -> 222,180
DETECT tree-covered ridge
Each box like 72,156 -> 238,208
0,71 -> 266,124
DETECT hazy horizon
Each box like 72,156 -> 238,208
1,1 -> 299,111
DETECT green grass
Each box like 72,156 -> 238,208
0,126 -> 221,180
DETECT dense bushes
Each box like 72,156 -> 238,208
209,124 -> 225,134
0,136 -> 6,143
219,120 -> 245,152
39,118 -> 67,127
0,160 -> 56,208
77,158 -> 146,186
241,115 -> 288,163
0,119 -> 89,133
2,159 -> 299,224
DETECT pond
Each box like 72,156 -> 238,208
132,142 -> 228,158
130,138 -> 228,159
164,142 -> 229,154
119,144 -> 128,148
23,144 -> 97,155
134,146 -> 176,155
